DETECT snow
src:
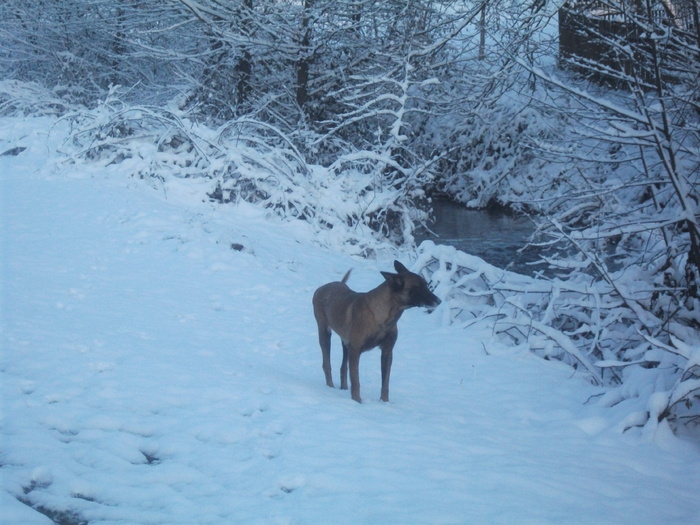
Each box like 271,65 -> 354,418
2,117 -> 700,524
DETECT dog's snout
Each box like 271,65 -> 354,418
411,281 -> 441,309
427,292 -> 441,311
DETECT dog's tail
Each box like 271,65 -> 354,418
341,269 -> 352,284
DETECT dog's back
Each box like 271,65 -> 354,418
312,270 -> 355,342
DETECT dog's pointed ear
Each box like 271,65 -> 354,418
381,271 -> 404,291
394,260 -> 409,274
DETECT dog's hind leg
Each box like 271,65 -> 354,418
318,326 -> 334,388
349,349 -> 362,403
340,341 -> 349,391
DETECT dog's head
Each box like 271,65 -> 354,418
381,260 -> 441,310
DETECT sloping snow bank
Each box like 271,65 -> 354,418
2,117 -> 700,524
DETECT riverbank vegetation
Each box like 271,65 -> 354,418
2,0 -> 698,434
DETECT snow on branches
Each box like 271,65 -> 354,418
58,96 -> 428,257
414,240 -> 700,433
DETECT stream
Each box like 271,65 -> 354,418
415,200 -> 541,276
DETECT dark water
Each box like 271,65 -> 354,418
416,200 -> 540,275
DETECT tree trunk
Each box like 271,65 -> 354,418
296,0 -> 313,109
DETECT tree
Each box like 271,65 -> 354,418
0,0 -> 190,106
509,0 -> 700,429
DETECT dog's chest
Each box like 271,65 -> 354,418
358,327 -> 383,350
355,307 -> 401,351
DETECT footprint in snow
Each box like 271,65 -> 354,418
277,475 -> 306,496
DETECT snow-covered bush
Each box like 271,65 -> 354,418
59,97 -> 428,255
415,242 -> 604,384
211,119 -> 430,251
0,81 -> 74,117
426,103 -> 553,209
415,240 -> 700,434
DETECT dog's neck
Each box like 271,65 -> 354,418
366,283 -> 405,327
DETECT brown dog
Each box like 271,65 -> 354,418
312,261 -> 440,403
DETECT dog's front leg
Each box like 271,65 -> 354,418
380,349 -> 392,402
380,336 -> 396,402
340,341 -> 349,390
348,349 -> 362,403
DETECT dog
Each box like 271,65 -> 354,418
312,260 -> 440,403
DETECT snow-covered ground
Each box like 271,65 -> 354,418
2,117 -> 699,524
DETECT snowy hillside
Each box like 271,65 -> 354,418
2,117 -> 700,524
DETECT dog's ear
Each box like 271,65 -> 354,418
394,260 -> 409,274
381,271 -> 404,291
